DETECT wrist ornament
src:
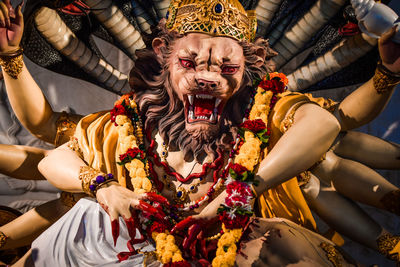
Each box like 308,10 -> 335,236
79,166 -> 117,197
0,231 -> 8,249
0,47 -> 24,79
373,61 -> 400,94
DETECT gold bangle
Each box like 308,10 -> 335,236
79,166 -> 104,197
373,61 -> 400,94
0,231 -> 8,249
0,48 -> 24,79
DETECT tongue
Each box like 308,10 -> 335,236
194,98 -> 214,116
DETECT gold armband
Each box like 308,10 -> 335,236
0,47 -> 24,79
55,111 -> 77,147
79,166 -> 103,197
280,100 -> 313,133
0,231 -> 8,249
373,61 -> 400,94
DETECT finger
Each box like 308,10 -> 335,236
171,216 -> 194,235
108,208 -> 120,246
182,223 -> 202,250
15,2 -> 23,27
190,238 -> 197,259
0,2 -> 9,27
123,216 -> 136,240
379,25 -> 398,45
111,219 -> 120,246
145,192 -> 170,206
138,200 -> 165,221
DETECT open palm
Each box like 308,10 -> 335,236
0,0 -> 23,53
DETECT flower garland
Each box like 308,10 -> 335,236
212,72 -> 288,267
110,72 -> 288,266
111,94 -> 188,266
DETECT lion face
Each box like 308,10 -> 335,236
167,33 -> 245,139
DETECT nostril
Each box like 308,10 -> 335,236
211,83 -> 217,88
199,82 -> 205,87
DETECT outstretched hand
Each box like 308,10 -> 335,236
379,26 -> 400,73
96,184 -> 169,246
0,0 -> 23,53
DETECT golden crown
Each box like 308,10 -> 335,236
165,0 -> 257,42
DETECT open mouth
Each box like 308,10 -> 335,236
185,93 -> 223,124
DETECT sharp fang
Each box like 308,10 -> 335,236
215,98 -> 222,107
188,95 -> 194,105
189,110 -> 194,119
210,113 -> 215,122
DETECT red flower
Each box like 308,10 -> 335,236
259,79 -> 285,94
126,148 -> 144,159
228,163 -> 248,175
119,153 -> 129,162
146,221 -> 168,236
110,104 -> 127,122
339,22 -> 360,37
219,211 -> 249,229
226,181 -> 252,197
240,119 -> 266,133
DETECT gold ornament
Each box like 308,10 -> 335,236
0,231 -> 7,249
0,48 -> 24,79
166,0 -> 257,42
377,234 -> 400,262
54,111 -> 77,147
319,242 -> 343,267
79,166 -> 104,197
373,61 -> 400,94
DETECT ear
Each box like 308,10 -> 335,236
152,38 -> 166,56
254,47 -> 266,68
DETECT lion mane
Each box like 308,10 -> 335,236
130,21 -> 276,162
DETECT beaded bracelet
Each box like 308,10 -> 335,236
79,166 -> 116,197
89,173 -> 116,196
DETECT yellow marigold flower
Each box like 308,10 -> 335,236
142,177 -> 152,192
117,123 -> 133,137
120,136 -> 137,153
172,253 -> 183,262
127,159 -> 144,169
115,115 -> 130,125
161,251 -> 173,264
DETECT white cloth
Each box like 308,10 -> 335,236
32,198 -> 160,267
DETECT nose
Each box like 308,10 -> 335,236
197,79 -> 219,90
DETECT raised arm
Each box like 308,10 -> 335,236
336,27 -> 400,131
254,103 -> 340,194
0,0 -> 80,143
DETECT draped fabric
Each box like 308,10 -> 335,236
73,93 -> 336,231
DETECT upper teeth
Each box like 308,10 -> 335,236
196,94 -> 213,99
215,98 -> 222,107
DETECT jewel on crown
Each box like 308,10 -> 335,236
165,0 -> 257,42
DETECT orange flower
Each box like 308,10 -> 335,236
114,93 -> 134,106
269,72 -> 289,86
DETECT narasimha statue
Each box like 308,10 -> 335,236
0,0 -> 399,266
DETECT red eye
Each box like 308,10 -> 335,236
180,59 -> 195,69
221,66 -> 238,74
